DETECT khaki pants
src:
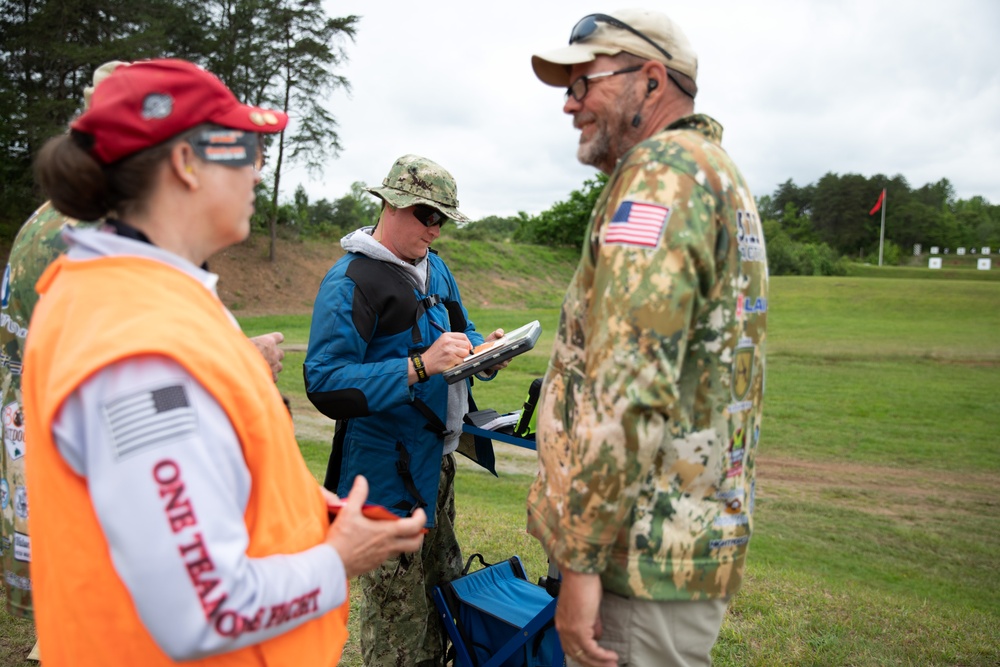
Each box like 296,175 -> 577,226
568,592 -> 729,667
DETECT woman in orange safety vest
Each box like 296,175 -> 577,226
24,58 -> 426,667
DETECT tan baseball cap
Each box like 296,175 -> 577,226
532,9 -> 698,89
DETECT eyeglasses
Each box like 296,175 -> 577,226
565,66 -> 641,102
412,204 -> 448,227
569,13 -> 673,63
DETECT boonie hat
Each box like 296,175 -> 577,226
532,9 -> 698,91
366,155 -> 470,223
71,58 -> 288,165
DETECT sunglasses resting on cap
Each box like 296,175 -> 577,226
566,14 -> 697,101
569,13 -> 674,62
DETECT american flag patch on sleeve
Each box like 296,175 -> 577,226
605,201 -> 671,248
103,385 -> 197,459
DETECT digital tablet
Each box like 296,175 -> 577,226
443,320 -> 542,384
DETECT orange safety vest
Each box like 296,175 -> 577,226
23,254 -> 349,666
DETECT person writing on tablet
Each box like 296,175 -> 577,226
304,154 -> 507,667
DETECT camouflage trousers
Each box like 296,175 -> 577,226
359,453 -> 462,667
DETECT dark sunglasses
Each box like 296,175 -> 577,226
569,13 -> 673,63
412,204 -> 448,227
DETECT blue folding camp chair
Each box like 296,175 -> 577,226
433,554 -> 564,667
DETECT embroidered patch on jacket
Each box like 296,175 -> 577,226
3,401 -> 25,460
104,385 -> 196,459
605,201 -> 671,248
731,343 -> 755,402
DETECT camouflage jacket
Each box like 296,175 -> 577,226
526,114 -> 768,601
2,203 -> 77,443
1,202 -> 87,618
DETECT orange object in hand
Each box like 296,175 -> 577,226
327,501 -> 428,532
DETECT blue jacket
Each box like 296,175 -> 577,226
304,250 -> 494,526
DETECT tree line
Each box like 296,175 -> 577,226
0,0 -> 357,260
280,171 -> 999,276
756,174 -> 1000,273
5,1 -> 997,274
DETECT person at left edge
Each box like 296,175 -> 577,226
0,60 -> 120,630
304,154 -> 506,667
23,58 -> 427,667
0,63 -> 285,654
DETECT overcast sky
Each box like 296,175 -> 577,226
283,0 -> 1000,220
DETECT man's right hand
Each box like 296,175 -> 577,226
324,475 -> 426,578
556,569 -> 619,667
420,331 -> 473,375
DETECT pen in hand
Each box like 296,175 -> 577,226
428,318 -> 474,357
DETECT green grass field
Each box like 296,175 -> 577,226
3,273 -> 998,665
255,274 -> 1000,666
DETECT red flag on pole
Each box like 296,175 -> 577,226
869,189 -> 885,215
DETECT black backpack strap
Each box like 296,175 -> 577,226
412,397 -> 452,438
394,441 -> 428,513
411,292 -> 443,345
378,261 -> 445,346
323,418 -> 348,492
514,377 -> 544,437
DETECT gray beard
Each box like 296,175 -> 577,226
577,126 -> 610,168
576,94 -> 640,171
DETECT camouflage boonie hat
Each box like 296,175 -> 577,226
366,154 -> 470,223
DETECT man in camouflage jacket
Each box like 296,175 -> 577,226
1,62 -> 128,629
2,203 -> 89,625
526,10 -> 768,667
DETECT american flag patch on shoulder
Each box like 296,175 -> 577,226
605,201 -> 671,248
103,385 -> 197,459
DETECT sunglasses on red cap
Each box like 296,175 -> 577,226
190,126 -> 265,170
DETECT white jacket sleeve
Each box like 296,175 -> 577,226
52,356 -> 347,660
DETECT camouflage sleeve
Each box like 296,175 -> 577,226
2,202 -> 77,617
542,155 -> 722,574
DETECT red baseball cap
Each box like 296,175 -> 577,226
71,58 -> 288,165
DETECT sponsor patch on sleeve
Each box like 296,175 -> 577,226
3,402 -> 25,460
103,385 -> 197,459
605,201 -> 671,248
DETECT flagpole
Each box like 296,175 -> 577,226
877,188 -> 887,267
